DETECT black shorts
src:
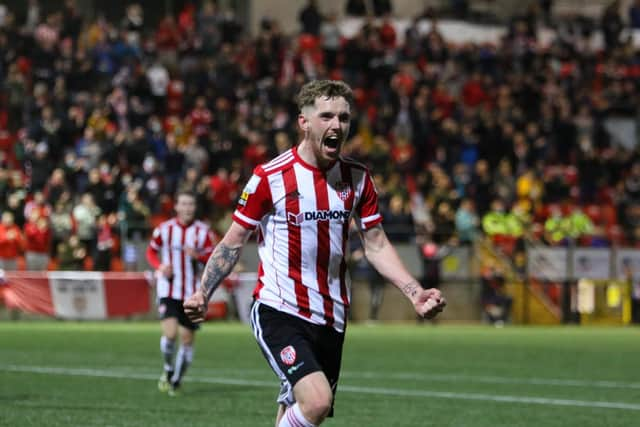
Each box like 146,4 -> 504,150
157,297 -> 200,331
250,302 -> 345,415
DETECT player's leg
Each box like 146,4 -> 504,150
250,302 -> 333,426
159,316 -> 178,391
285,371 -> 333,425
170,325 -> 195,390
273,373 -> 333,426
169,302 -> 200,393
280,319 -> 346,425
275,404 -> 287,426
278,315 -> 347,425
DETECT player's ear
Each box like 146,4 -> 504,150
298,113 -> 309,132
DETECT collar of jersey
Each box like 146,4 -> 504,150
175,218 -> 194,228
293,145 -> 338,174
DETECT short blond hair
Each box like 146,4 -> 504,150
297,80 -> 354,111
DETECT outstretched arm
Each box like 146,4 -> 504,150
361,224 -> 446,319
184,222 -> 253,322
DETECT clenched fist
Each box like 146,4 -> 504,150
183,290 -> 208,323
413,288 -> 446,319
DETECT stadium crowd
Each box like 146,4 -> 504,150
0,0 -> 639,272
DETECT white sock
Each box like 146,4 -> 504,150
160,336 -> 175,373
278,403 -> 317,427
171,345 -> 194,386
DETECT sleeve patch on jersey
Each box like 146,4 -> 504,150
238,191 -> 249,206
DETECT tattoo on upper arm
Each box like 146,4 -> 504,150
364,225 -> 386,253
200,243 -> 241,300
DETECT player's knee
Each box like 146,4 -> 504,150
299,392 -> 332,424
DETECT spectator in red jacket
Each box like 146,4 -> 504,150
187,96 -> 213,142
24,210 -> 52,270
24,190 -> 51,222
0,211 -> 24,270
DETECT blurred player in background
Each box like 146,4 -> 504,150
146,190 -> 216,396
184,80 -> 446,426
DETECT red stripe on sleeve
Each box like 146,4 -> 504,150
356,168 -> 382,229
197,229 -> 215,263
146,245 -> 161,269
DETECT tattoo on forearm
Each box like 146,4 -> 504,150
200,243 -> 241,301
401,281 -> 419,298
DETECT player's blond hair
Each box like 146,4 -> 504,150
297,80 -> 354,111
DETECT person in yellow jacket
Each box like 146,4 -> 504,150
566,208 -> 595,239
544,206 -> 595,243
482,199 -> 508,236
482,199 -> 525,238
544,210 -> 567,243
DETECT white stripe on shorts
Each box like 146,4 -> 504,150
250,302 -> 294,406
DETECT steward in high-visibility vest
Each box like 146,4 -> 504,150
482,199 -> 509,236
544,208 -> 595,242
566,209 -> 594,239
482,210 -> 508,235
482,199 -> 524,237
544,214 -> 567,243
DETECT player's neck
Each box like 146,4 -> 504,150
176,217 -> 194,227
296,140 -> 335,171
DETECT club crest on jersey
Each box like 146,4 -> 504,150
288,212 -> 305,226
280,345 -> 297,366
335,181 -> 352,201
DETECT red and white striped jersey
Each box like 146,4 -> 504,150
149,218 -> 216,300
233,147 -> 382,332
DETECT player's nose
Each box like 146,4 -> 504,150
329,116 -> 341,130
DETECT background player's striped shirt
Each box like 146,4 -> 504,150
148,219 -> 216,300
233,147 -> 382,332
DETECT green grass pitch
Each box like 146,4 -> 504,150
1,321 -> 639,427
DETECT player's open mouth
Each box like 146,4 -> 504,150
323,134 -> 341,150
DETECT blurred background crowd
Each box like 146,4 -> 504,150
0,0 -> 639,274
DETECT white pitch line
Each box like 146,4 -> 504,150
3,364 -> 640,412
340,371 -> 640,390
114,366 -> 640,391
